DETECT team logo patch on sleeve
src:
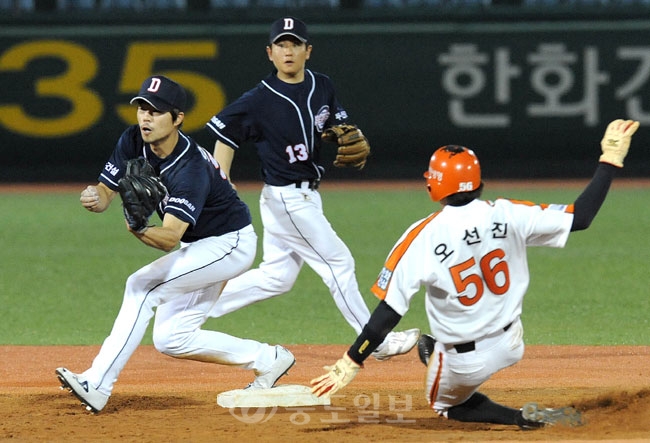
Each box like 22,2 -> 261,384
315,106 -> 330,132
376,267 -> 393,291
547,204 -> 569,211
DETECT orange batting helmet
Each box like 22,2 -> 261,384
423,145 -> 481,202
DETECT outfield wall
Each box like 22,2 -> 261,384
1,16 -> 649,182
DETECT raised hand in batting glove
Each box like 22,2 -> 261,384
118,158 -> 167,234
322,124 -> 371,170
599,119 -> 639,167
310,352 -> 361,398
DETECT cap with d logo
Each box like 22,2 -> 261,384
269,17 -> 308,44
130,75 -> 187,113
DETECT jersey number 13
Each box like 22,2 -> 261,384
285,144 -> 309,163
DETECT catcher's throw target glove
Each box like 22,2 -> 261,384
599,119 -> 639,167
322,124 -> 371,170
310,352 -> 361,398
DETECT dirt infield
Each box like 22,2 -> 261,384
1,344 -> 649,442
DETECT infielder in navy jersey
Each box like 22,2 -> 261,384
206,16 -> 419,359
55,75 -> 295,413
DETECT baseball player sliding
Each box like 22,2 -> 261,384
311,119 -> 639,429
56,75 -> 295,413
205,16 -> 419,359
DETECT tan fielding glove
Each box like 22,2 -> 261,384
322,124 -> 371,170
310,353 -> 361,398
599,119 -> 640,167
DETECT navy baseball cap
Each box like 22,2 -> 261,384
130,75 -> 187,113
269,16 -> 308,44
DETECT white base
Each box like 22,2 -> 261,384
217,384 -> 330,408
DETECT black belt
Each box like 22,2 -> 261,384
294,179 -> 319,190
453,322 -> 513,354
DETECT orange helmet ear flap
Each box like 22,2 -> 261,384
423,145 -> 481,202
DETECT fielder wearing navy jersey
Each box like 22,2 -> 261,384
206,16 -> 420,360
208,69 -> 342,186
100,125 -> 250,242
56,75 -> 295,413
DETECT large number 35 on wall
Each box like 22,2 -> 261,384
0,39 -> 225,137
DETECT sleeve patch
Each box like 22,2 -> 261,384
375,267 -> 393,292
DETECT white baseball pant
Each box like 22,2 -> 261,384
425,318 -> 525,416
80,225 -> 280,396
209,183 -> 371,335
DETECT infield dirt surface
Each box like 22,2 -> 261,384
1,344 -> 649,442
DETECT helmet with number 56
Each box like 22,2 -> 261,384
423,145 -> 482,202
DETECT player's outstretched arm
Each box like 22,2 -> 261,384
310,301 -> 402,398
599,119 -> 639,168
80,183 -> 116,213
571,119 -> 639,231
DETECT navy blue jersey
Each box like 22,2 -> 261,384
206,69 -> 349,186
99,125 -> 251,242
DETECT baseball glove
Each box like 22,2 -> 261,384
118,158 -> 167,233
322,124 -> 371,170
124,156 -> 156,176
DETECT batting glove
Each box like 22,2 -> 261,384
310,352 -> 361,398
599,119 -> 639,167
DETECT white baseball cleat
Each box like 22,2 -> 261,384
246,345 -> 296,390
56,367 -> 109,413
372,328 -> 421,361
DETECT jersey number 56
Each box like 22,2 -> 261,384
449,248 -> 510,307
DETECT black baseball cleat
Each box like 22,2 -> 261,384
417,334 -> 436,366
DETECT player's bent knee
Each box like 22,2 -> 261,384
263,272 -> 297,293
152,327 -> 193,357
124,272 -> 150,297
